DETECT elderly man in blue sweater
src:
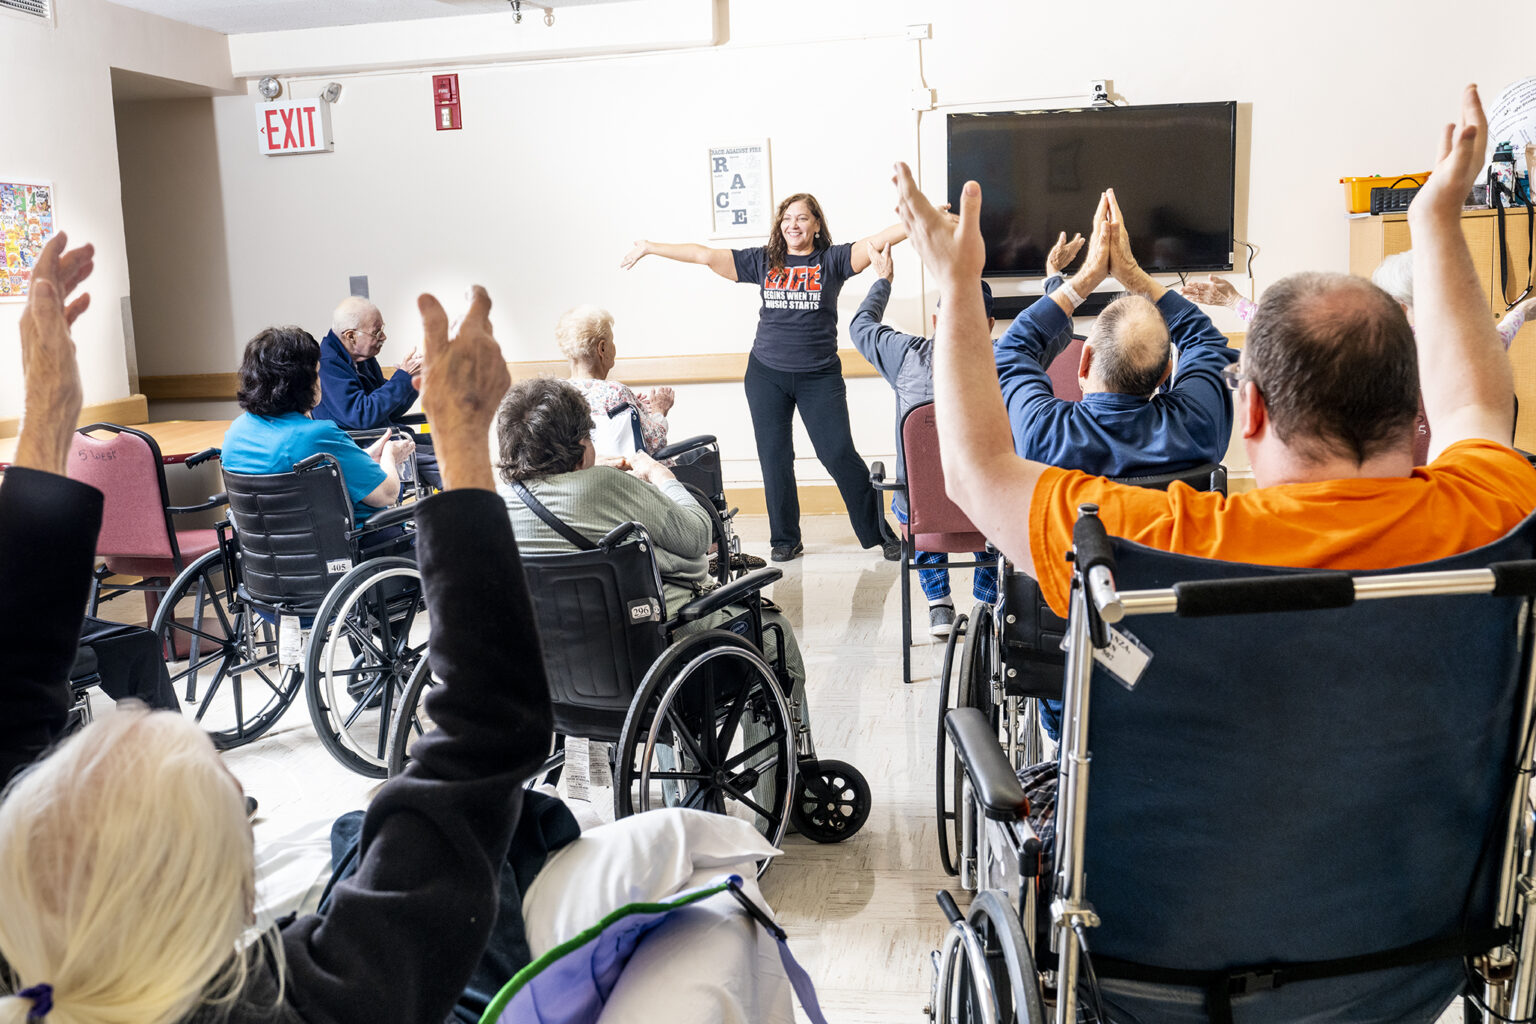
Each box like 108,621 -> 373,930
314,295 -> 440,485
994,192 -> 1239,477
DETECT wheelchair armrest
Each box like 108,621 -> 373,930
185,447 -> 221,468
168,492 -> 229,514
869,460 -> 904,493
346,504 -> 417,539
673,567 -> 785,623
596,521 -> 648,549
945,707 -> 1029,821
653,435 -> 717,461
394,413 -> 428,426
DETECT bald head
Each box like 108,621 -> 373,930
1084,295 -> 1171,397
1245,272 -> 1417,465
331,296 -> 385,362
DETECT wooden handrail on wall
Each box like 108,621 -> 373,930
140,333 -> 1246,403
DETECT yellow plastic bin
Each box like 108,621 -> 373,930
1339,173 -> 1429,214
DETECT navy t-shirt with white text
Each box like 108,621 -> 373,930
732,242 -> 855,372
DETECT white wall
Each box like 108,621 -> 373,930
124,0 -> 1531,483
0,0 -> 232,418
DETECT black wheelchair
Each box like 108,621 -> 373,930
151,452 -> 423,774
929,506 -> 1536,1023
386,517 -> 870,849
936,462 -> 1227,881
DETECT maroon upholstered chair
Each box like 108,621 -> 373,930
66,423 -> 224,619
870,401 -> 993,685
1047,336 -> 1086,402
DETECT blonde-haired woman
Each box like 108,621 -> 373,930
557,304 -> 674,453
621,193 -> 906,563
0,235 -> 542,1024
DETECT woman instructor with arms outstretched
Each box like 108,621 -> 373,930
622,193 -> 906,562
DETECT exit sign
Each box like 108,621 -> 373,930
256,99 -> 333,156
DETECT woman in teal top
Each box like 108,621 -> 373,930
222,326 -> 415,524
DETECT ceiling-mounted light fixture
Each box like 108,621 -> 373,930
320,82 -> 342,104
543,7 -> 554,26
258,76 -> 282,100
509,0 -> 522,23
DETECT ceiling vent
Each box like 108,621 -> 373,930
0,0 -> 50,17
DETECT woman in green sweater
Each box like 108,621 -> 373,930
495,377 -> 810,695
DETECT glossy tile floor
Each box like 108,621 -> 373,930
96,512 -> 1467,1022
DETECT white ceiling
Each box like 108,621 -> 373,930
105,0 -> 621,36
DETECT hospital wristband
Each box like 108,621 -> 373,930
1058,281 -> 1085,310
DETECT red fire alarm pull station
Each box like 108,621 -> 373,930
433,74 -> 462,131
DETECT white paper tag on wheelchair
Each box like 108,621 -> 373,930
1090,624 -> 1153,690
278,615 -> 309,668
565,736 -> 591,800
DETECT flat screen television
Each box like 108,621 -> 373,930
947,101 -> 1237,278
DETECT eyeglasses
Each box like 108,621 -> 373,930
351,327 -> 386,342
1221,362 -> 1250,392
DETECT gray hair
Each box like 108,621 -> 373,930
331,296 -> 380,335
1086,295 -> 1171,398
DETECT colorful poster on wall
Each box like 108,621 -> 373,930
0,181 -> 55,302
709,141 -> 771,239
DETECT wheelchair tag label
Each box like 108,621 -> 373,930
278,615 -> 308,668
1092,625 -> 1153,690
627,598 -> 661,623
326,559 -> 353,575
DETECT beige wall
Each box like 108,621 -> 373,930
0,0 -> 232,417
14,0 -> 1530,484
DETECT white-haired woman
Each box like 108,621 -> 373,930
0,236 -> 538,1024
557,304 -> 674,453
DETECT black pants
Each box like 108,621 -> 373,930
743,353 -> 888,549
78,616 -> 179,711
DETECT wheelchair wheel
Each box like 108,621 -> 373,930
947,890 -> 1046,1024
792,758 -> 871,843
385,655 -> 435,777
152,549 -> 302,750
305,557 -> 427,778
936,611 -> 970,875
615,629 -> 794,851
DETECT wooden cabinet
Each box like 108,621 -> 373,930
1350,207 -> 1535,448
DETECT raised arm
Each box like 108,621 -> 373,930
281,286 -> 534,1024
893,165 -> 1048,579
620,240 -> 737,281
1409,84 -> 1515,455
848,242 -> 921,384
849,222 -> 908,274
1,231 -> 104,785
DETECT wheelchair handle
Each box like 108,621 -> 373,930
1073,505 -> 1123,623
936,889 -> 964,926
185,446 -> 221,468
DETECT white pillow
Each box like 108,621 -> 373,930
521,807 -> 780,956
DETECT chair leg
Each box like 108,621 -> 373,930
902,543 -> 912,684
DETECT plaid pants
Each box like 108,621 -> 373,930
915,549 -> 999,604
895,500 -> 998,604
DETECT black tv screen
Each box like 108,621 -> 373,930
947,101 -> 1236,278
